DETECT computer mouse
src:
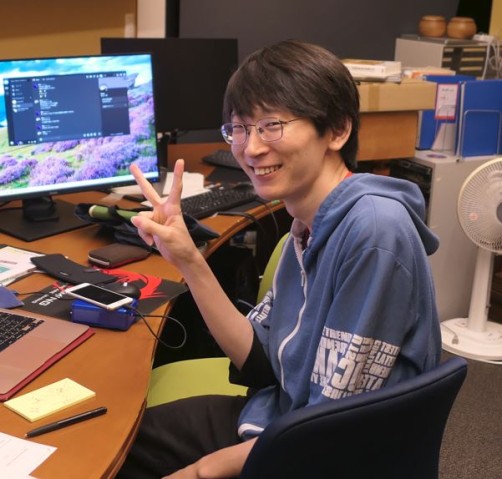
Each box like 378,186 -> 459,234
106,282 -> 142,299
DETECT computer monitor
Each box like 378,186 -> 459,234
0,52 -> 160,242
100,38 -> 238,140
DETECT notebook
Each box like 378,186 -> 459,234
0,308 -> 94,401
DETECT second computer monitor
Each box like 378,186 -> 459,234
101,38 -> 238,138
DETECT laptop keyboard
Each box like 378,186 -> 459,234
0,311 -> 44,353
181,184 -> 257,219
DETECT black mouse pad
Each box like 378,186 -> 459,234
21,268 -> 188,320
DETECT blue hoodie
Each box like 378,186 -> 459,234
238,173 -> 441,439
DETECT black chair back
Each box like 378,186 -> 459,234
240,357 -> 468,479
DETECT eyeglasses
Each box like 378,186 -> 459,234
221,117 -> 302,145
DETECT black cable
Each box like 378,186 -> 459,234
254,198 -> 282,245
15,290 -> 74,300
124,304 -> 187,350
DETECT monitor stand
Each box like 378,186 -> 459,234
0,197 -> 90,242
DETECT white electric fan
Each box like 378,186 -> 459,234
440,157 -> 502,362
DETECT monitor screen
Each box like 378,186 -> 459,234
0,52 -> 160,241
100,38 -> 238,136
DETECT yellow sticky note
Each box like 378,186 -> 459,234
4,378 -> 95,422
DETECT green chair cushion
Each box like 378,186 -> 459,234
147,234 -> 288,407
147,357 -> 247,407
256,234 -> 287,302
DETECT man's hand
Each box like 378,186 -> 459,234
130,159 -> 200,267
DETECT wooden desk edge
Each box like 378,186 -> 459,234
0,142 -> 286,478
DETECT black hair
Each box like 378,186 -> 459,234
223,39 -> 360,170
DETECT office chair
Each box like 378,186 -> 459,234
239,356 -> 468,479
146,234 -> 288,407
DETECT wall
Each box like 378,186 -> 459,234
491,0 -> 502,36
1,1 -> 499,61
178,0 -> 460,62
0,0 -> 136,59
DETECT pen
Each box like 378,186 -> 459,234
25,406 -> 108,438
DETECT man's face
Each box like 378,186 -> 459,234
231,108 -> 344,216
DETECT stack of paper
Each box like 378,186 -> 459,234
161,172 -> 207,198
343,59 -> 402,82
0,432 -> 56,478
0,246 -> 43,286
112,171 -> 208,204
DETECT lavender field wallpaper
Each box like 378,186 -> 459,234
0,54 -> 158,196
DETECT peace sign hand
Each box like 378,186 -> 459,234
130,159 -> 199,267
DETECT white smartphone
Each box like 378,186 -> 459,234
65,283 -> 134,311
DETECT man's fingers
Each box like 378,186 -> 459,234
131,214 -> 162,245
166,159 -> 185,205
130,163 -> 162,206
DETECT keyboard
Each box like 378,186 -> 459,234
181,184 -> 258,219
202,149 -> 241,169
0,311 -> 44,353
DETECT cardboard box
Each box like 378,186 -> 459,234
357,78 -> 436,112
355,79 -> 437,161
358,111 -> 418,161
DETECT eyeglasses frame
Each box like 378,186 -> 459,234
221,117 -> 303,145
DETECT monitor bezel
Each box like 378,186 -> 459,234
100,37 -> 238,134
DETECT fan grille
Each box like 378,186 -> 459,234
458,157 -> 502,253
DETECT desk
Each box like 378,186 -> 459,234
0,144 -> 285,479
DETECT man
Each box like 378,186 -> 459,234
118,39 -> 441,478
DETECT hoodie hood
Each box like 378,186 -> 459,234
309,173 -> 439,256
